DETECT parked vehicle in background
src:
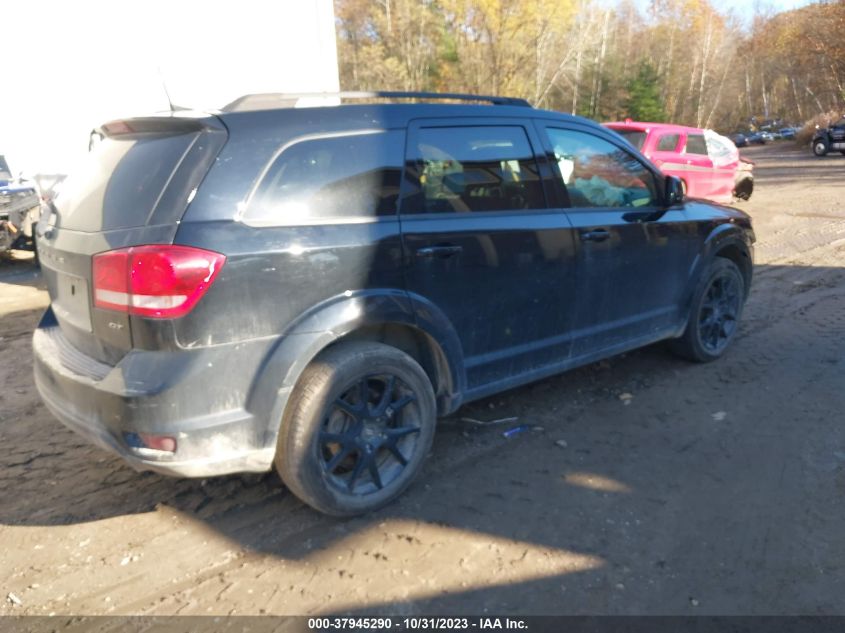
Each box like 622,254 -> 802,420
704,130 -> 754,201
779,127 -> 797,140
33,92 -> 755,516
811,118 -> 845,156
730,133 -> 749,148
605,121 -> 742,204
0,155 -> 41,256
747,131 -> 773,145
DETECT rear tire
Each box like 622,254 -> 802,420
813,139 -> 829,156
733,178 -> 753,201
670,257 -> 745,363
275,342 -> 436,516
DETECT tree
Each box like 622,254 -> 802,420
333,0 -> 844,131
624,62 -> 666,121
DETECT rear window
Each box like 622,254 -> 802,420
656,134 -> 680,152
245,130 -> 404,225
55,134 -> 197,232
615,130 -> 646,151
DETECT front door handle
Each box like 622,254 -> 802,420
579,229 -> 610,243
416,244 -> 463,259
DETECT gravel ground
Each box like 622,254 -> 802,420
0,143 -> 843,616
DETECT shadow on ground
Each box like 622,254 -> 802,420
1,260 -> 844,614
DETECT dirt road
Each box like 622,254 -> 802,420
1,144 -> 844,616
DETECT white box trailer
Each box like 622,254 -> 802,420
0,0 -> 339,176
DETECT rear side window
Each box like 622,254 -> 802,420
401,126 -> 544,214
684,134 -> 709,155
56,134 -> 198,232
656,134 -> 680,152
246,131 -> 403,224
544,127 -> 657,208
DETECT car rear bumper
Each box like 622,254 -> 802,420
32,308 -> 279,477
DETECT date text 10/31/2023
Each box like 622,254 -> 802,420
307,617 -> 529,630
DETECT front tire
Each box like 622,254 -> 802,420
275,342 -> 436,516
671,257 -> 745,363
813,138 -> 829,156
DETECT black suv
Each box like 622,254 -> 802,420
811,117 -> 845,156
33,92 -> 754,516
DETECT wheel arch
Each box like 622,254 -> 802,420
712,240 -> 753,298
246,290 -> 467,449
680,224 -> 753,329
324,321 -> 459,416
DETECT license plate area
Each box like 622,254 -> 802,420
50,271 -> 93,333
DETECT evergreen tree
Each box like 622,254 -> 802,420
624,62 -> 667,122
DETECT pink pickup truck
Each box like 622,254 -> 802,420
604,121 -> 753,204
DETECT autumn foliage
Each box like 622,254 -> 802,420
334,0 -> 845,132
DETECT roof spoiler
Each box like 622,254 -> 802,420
95,115 -> 223,139
221,91 -> 532,113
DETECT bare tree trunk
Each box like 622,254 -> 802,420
791,76 -> 804,121
745,68 -> 753,117
572,47 -> 582,115
662,22 -> 676,104
830,63 -> 844,100
704,51 -> 733,129
589,10 -> 610,118
696,12 -> 713,128
761,73 -> 769,120
684,54 -> 700,124
804,83 -> 825,115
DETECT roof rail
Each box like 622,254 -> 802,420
221,91 -> 532,112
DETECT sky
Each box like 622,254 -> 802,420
636,0 -> 819,25
0,0 -> 339,176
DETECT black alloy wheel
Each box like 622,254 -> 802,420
319,374 -> 421,495
276,341 -> 436,516
696,271 -> 742,354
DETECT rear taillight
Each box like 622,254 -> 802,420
93,245 -> 225,318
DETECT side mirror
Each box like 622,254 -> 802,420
665,175 -> 684,206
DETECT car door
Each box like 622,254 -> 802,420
681,132 -> 715,200
535,121 -> 698,359
648,131 -> 685,181
400,117 -> 578,392
831,119 -> 845,147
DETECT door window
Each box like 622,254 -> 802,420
544,128 -> 657,208
401,126 -> 545,213
656,133 -> 680,152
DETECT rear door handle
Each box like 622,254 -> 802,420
579,229 -> 610,243
416,244 -> 463,259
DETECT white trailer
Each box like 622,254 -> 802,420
0,0 -> 339,176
